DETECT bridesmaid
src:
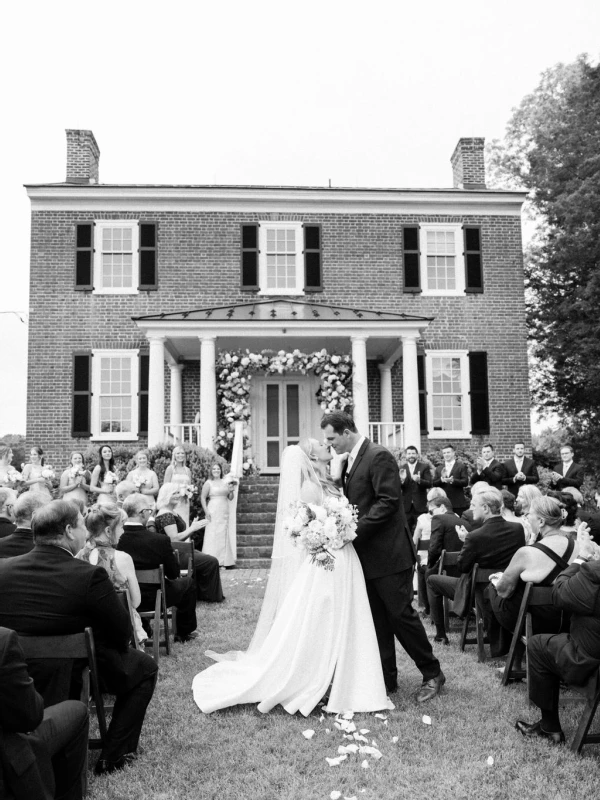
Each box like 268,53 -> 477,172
22,446 -> 53,500
0,445 -> 20,488
163,445 -> 192,525
90,445 -> 118,504
59,452 -> 92,507
127,450 -> 159,499
201,463 -> 235,568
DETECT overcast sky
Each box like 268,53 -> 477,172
1,0 -> 598,436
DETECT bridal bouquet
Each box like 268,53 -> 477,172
103,470 -> 118,485
180,484 -> 198,500
70,466 -> 86,480
41,466 -> 55,480
284,495 -> 358,571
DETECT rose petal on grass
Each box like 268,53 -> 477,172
326,755 -> 348,766
342,712 -> 355,720
422,715 -> 432,725
371,739 -> 378,746
319,715 -> 325,722
330,792 -> 342,799
359,729 -> 370,735
391,736 -> 399,744
345,744 -> 359,753
361,760 -> 370,769
345,722 -> 357,733
343,734 -> 354,740
487,756 -> 494,766
383,720 -> 388,726
325,729 -> 331,734
353,733 -> 368,743
302,730 -> 315,740
374,713 -> 387,720
344,796 -> 358,800
334,722 -> 343,731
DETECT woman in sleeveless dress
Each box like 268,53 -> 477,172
127,450 -> 159,500
0,445 -> 21,489
22,446 -> 53,500
59,451 -> 92,507
90,446 -> 119,505
192,439 -> 393,716
163,446 -> 193,525
201,464 -> 235,567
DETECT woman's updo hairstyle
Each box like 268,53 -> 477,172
85,503 -> 125,545
529,496 -> 563,529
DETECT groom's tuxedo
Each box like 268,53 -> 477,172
342,439 -> 440,689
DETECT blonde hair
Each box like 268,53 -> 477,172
171,446 -> 187,466
516,484 -> 543,511
85,503 -> 126,546
530,496 -> 563,530
156,482 -> 181,511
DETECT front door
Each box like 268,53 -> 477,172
251,375 -> 320,472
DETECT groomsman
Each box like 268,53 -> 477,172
549,445 -> 585,491
470,444 -> 506,490
399,446 -> 432,532
432,445 -> 469,516
503,441 -> 539,497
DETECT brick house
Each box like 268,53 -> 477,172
25,130 -> 530,475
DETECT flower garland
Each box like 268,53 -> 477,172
214,348 -> 353,465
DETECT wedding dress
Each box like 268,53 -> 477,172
192,445 -> 393,716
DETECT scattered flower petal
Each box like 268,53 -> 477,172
361,760 -> 370,769
374,714 -> 387,720
391,736 -> 399,744
326,755 -> 348,766
343,734 -> 354,740
330,793 -> 342,800
342,712 -> 355,720
371,739 -> 378,746
319,715 -> 325,722
302,730 -> 315,740
487,756 -> 494,766
338,744 -> 359,754
344,796 -> 358,800
383,720 -> 388,726
353,733 -> 369,743
422,715 -> 432,725
359,729 -> 370,735
334,722 -> 343,731
325,729 -> 331,734
346,722 -> 357,733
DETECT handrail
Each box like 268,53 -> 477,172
368,421 -> 405,450
163,423 -> 201,445
227,420 -> 244,564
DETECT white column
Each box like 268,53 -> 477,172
401,333 -> 421,450
351,336 -> 369,436
378,364 -> 393,422
169,363 -> 184,432
199,337 -> 217,451
147,335 -> 166,447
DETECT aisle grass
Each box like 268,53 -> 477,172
89,572 -> 600,800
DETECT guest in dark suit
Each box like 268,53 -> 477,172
576,489 -> 600,545
426,487 -> 525,643
0,488 -> 17,539
549,445 -> 585,491
0,493 -> 49,559
470,444 -> 506,490
432,445 -> 469,515
426,496 -> 465,574
399,446 -> 433,533
322,412 -> 444,703
503,441 -> 539,497
0,627 -> 89,800
516,536 -> 600,744
0,500 -> 158,776
117,493 -> 198,642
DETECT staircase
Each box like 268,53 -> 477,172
236,474 -> 279,568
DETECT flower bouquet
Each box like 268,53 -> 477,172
70,466 -> 86,480
103,470 -> 118,486
284,495 -> 358,570
132,475 -> 147,490
180,484 -> 197,500
41,467 -> 56,481
1,468 -> 22,486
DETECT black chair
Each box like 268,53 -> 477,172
502,582 -> 554,688
437,549 -> 461,632
135,564 -> 172,661
459,564 -> 496,662
172,540 -> 195,586
570,667 -> 600,754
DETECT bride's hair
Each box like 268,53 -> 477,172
299,438 -> 338,494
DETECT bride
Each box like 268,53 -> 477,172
192,439 -> 393,716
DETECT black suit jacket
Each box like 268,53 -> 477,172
400,461 -> 432,514
427,512 -> 465,570
457,515 -> 525,574
0,528 -> 34,559
117,524 -> 185,610
502,457 -> 539,496
432,461 -> 469,511
0,518 -> 16,539
469,459 -> 506,491
550,461 -> 585,491
0,545 -> 154,705
577,510 -> 600,545
342,440 -> 416,580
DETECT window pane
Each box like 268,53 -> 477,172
266,385 -> 279,437
431,356 -> 462,431
286,385 -> 299,438
267,441 -> 280,468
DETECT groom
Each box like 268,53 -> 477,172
321,411 -> 445,703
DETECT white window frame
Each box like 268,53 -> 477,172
91,349 -> 139,441
258,221 -> 305,296
425,349 -> 471,439
93,220 -> 139,295
420,223 -> 465,296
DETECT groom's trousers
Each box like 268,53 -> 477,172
365,567 -> 440,688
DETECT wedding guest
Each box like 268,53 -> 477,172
413,488 -> 449,613
127,450 -> 159,499
0,493 -> 49,558
549,445 -> 585,491
501,489 -> 520,523
58,452 -> 92,507
547,491 -> 579,537
0,487 -> 17,539
515,484 -> 543,545
399,446 -> 433,533
432,445 -> 469,516
90,445 -> 118,504
575,488 -> 600,544
22,446 -> 53,500
115,480 -> 137,507
163,446 -> 193,525
470,444 -> 506,490
201,464 -> 236,568
0,445 -> 21,489
503,441 -> 539,496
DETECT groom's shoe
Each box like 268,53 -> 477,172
415,671 -> 446,703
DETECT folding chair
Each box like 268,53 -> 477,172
437,550 -> 461,633
414,537 -> 430,603
459,564 -> 496,662
502,582 -> 555,690
135,564 -> 172,660
115,588 -> 142,650
570,667 -> 600,754
172,540 -> 195,585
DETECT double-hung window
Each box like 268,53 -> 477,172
91,349 -> 139,440
421,224 -> 465,295
425,350 -> 470,438
259,222 -> 304,295
93,222 -> 139,294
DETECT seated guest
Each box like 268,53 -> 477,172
413,488 -> 449,613
516,534 -> 600,744
0,488 -> 17,539
470,444 -> 506,490
0,500 -> 158,775
460,481 -> 489,528
515,484 -> 543,545
503,441 -> 539,497
549,445 -> 585,491
576,488 -> 600,545
426,496 -> 466,574
0,493 -> 49,558
117,494 -> 199,642
0,626 -> 88,800
487,496 -> 579,662
115,480 -> 137,508
153,484 -> 224,603
427,487 -> 525,644
547,490 -> 579,537
500,489 -> 520,524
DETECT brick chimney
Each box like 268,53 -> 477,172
66,129 -> 100,184
450,137 -> 486,189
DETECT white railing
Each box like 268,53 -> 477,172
228,420 -> 244,564
369,422 -> 405,450
163,423 -> 201,445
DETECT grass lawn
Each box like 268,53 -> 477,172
89,571 -> 600,800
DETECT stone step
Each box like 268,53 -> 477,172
233,558 -> 271,569
236,533 -> 274,546
236,512 -> 276,524
237,545 -> 274,559
237,503 -> 278,513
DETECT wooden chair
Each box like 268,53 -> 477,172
570,667 -> 600,754
459,564 -> 496,662
135,564 -> 172,660
501,582 -> 555,688
116,588 -> 142,650
172,540 -> 195,585
437,550 -> 461,632
413,537 -> 430,601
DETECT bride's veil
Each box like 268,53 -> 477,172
206,444 -> 320,662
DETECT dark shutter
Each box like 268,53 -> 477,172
464,226 -> 483,293
469,351 -> 490,434
138,354 -> 149,436
75,223 -> 93,290
417,354 -> 428,434
139,223 -> 158,290
402,226 -> 421,292
304,225 -> 323,292
72,352 -> 92,437
241,224 -> 259,290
